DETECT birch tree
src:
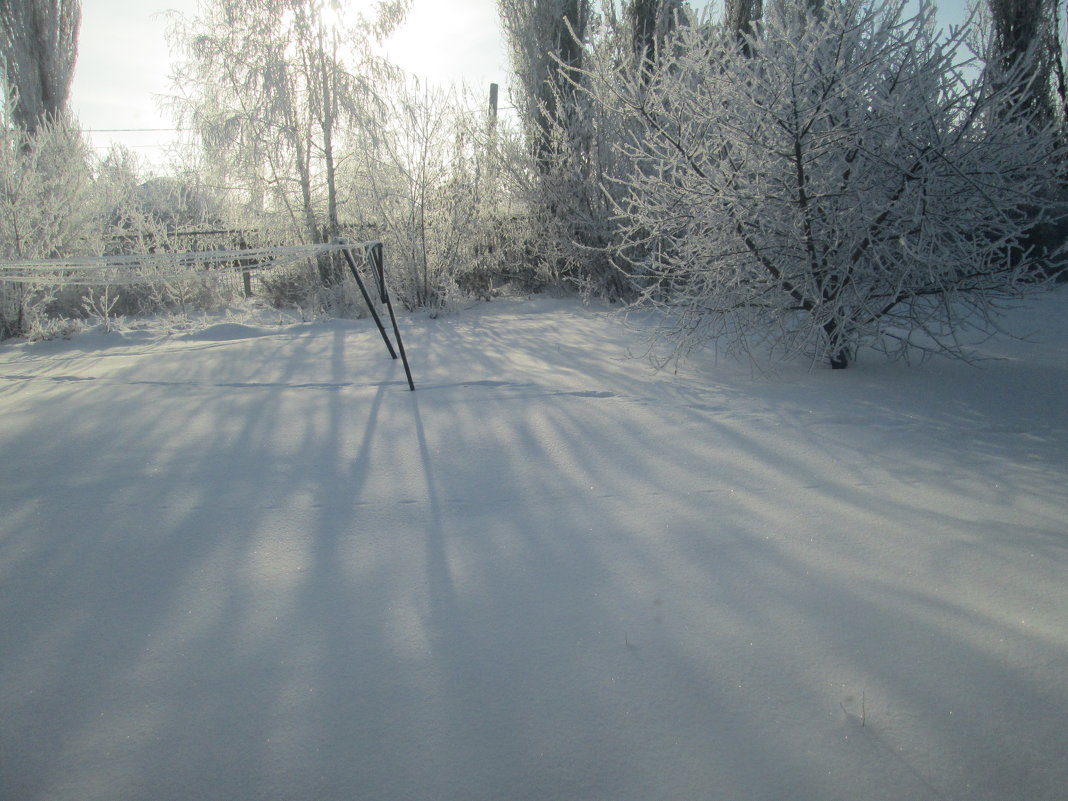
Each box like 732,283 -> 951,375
602,0 -> 1066,369
167,0 -> 408,283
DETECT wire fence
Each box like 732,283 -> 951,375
0,235 -> 389,340
0,242 -> 350,286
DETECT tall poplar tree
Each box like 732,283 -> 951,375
498,0 -> 592,173
0,0 -> 81,132
724,0 -> 763,39
629,0 -> 683,71
987,0 -> 1057,123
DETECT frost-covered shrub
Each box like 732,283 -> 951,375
85,149 -> 255,319
601,0 -> 1067,368
0,104 -> 99,338
339,78 -> 511,311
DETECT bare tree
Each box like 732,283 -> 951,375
601,0 -> 1066,369
338,77 -> 485,310
0,0 -> 81,133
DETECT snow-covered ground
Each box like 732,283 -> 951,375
1,292 -> 1066,801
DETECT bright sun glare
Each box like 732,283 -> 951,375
319,1 -> 344,30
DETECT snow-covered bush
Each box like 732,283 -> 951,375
601,0 -> 1067,368
97,159 -> 243,318
0,101 -> 99,338
339,77 -> 516,312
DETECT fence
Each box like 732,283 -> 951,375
0,239 -> 416,391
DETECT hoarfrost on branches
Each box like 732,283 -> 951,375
0,94 -> 98,337
166,0 -> 410,284
496,0 -> 635,299
598,0 -> 1067,368
339,77 -> 506,312
0,0 -> 81,133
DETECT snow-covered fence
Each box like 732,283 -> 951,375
0,238 -> 416,382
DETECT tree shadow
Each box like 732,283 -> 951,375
1,303 -> 1066,801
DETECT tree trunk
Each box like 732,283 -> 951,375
823,320 -> 850,369
316,23 -> 343,286
0,0 -> 81,134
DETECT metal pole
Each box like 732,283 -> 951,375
370,243 -> 415,392
337,238 -> 397,360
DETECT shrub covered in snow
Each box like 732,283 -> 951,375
0,100 -> 99,339
598,0 -> 1067,368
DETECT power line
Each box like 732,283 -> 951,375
88,143 -> 173,149
84,127 -> 185,133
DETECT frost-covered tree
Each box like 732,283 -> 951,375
1052,2 -> 1068,123
0,95 -> 96,263
499,0 -> 652,298
0,0 -> 81,133
499,0 -> 591,172
602,0 -> 1066,368
724,0 -> 762,39
985,0 -> 1058,123
0,92 -> 97,337
629,0 -> 684,72
167,0 -> 409,283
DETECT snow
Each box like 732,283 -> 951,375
1,293 -> 1066,801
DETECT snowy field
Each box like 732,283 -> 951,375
1,291 -> 1066,801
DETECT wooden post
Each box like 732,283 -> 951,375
484,82 -> 500,196
237,236 -> 253,297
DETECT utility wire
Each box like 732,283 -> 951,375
84,127 -> 186,132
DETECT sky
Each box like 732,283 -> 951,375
71,0 -> 511,170
70,0 -> 972,172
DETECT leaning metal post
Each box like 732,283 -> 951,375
368,242 -> 415,392
337,238 -> 397,360
336,238 -> 414,391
